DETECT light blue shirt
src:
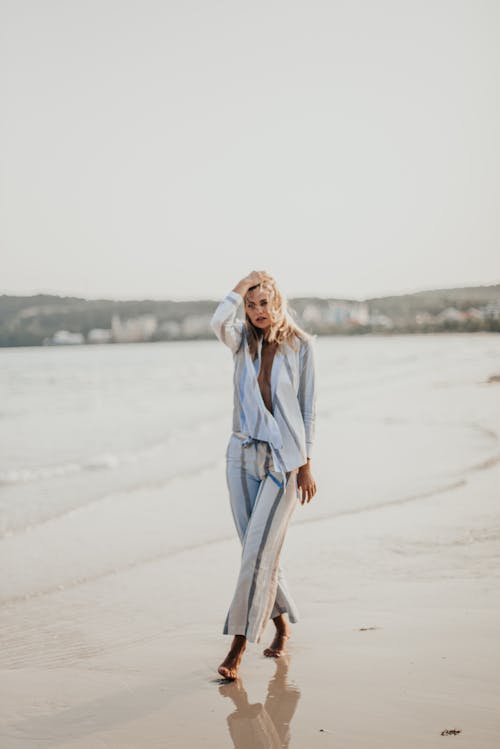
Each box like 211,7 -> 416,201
210,290 -> 317,475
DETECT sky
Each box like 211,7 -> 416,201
1,0 -> 499,302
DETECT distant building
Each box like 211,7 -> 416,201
159,320 -> 182,339
465,307 -> 484,320
325,301 -> 369,326
111,314 -> 158,343
436,307 -> 467,322
87,328 -> 112,344
369,313 -> 394,328
181,314 -> 212,337
350,302 -> 370,325
415,312 -> 436,325
302,304 -> 323,324
326,301 -> 351,325
483,302 -> 500,320
44,330 -> 85,345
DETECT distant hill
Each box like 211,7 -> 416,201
366,284 -> 500,324
0,283 -> 499,347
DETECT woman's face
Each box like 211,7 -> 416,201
245,288 -> 272,330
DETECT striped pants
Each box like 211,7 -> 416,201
222,432 -> 300,643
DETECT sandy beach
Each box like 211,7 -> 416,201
1,334 -> 500,747
2,457 -> 500,747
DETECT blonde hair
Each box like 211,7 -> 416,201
243,274 -> 313,359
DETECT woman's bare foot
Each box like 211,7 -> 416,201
263,615 -> 290,658
218,635 -> 247,680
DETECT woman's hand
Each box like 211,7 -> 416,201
297,461 -> 317,505
233,270 -> 272,297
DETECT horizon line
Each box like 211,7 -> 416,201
1,279 -> 500,304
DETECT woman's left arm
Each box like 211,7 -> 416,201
297,337 -> 317,504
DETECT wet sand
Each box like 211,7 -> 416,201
1,453 -> 499,747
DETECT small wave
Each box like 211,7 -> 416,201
0,415 -> 227,487
0,462 -> 82,485
0,456 -> 126,485
0,457 -> 223,539
84,454 -> 121,470
0,445 -> 170,486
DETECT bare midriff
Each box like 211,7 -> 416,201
258,340 -> 278,414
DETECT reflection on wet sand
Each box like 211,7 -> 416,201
219,657 -> 301,749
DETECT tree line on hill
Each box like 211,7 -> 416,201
0,283 -> 499,347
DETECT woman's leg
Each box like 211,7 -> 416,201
223,467 -> 299,644
226,451 -> 299,628
270,565 -> 300,623
219,438 -> 261,679
219,439 -> 298,678
218,634 -> 247,680
266,565 -> 300,657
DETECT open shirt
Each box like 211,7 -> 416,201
210,290 -> 317,476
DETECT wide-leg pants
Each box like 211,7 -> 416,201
222,432 -> 300,643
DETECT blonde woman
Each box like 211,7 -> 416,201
210,270 -> 317,680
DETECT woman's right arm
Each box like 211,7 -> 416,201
210,290 -> 244,353
210,271 -> 269,354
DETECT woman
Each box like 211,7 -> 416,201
210,270 -> 317,680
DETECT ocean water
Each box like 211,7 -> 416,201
1,333 -> 500,602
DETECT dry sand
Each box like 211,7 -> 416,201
1,456 -> 500,747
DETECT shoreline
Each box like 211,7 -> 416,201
2,451 -> 500,747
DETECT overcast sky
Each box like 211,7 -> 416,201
1,0 -> 499,302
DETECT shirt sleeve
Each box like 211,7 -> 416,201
210,290 -> 244,354
298,337 -> 317,459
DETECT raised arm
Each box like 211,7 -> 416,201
210,271 -> 270,354
298,336 -> 317,459
210,290 -> 244,353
